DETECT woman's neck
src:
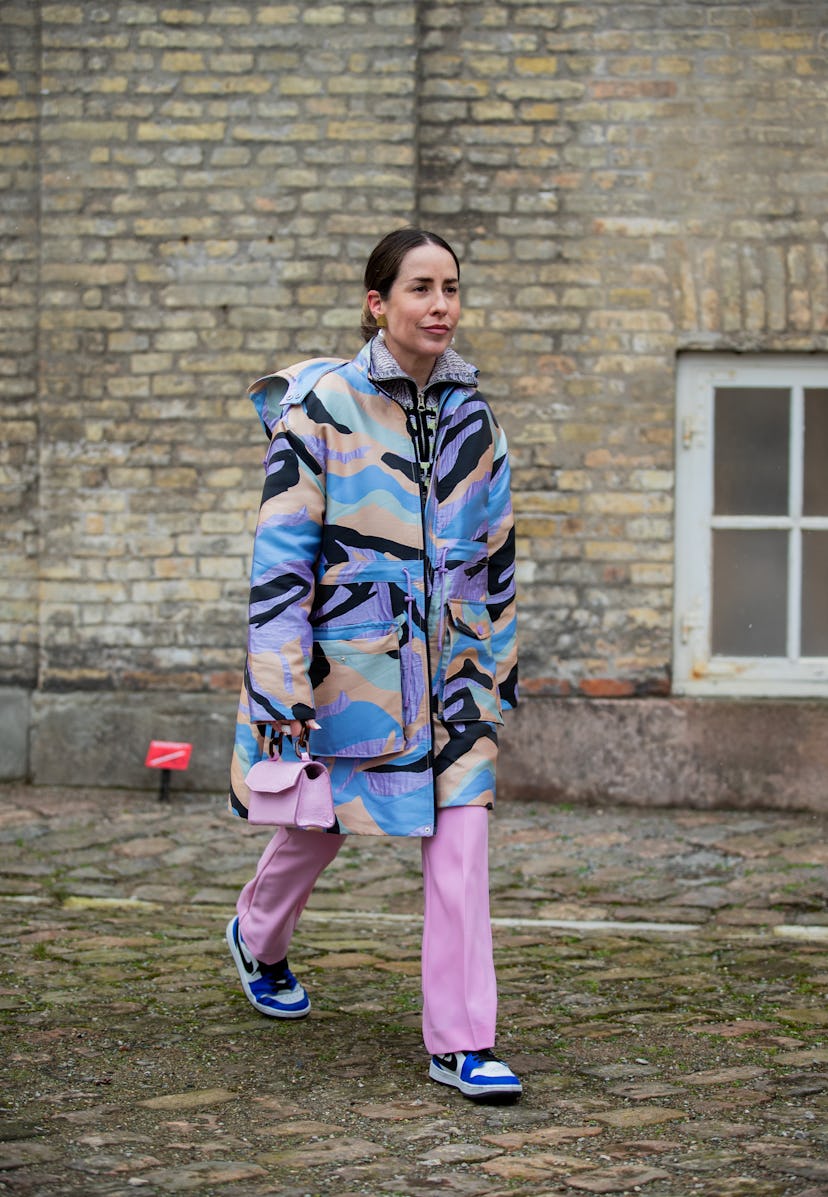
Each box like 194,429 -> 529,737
382,339 -> 436,390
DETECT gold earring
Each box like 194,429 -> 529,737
377,314 -> 387,329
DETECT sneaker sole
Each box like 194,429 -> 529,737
225,919 -> 311,1020
428,1059 -> 522,1103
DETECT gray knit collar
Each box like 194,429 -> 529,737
368,333 -> 478,410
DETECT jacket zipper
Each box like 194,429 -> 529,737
414,386 -> 439,831
414,387 -> 434,496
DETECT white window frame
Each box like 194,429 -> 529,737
673,353 -> 828,697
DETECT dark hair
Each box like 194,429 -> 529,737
360,227 -> 461,342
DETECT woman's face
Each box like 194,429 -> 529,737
367,243 -> 461,386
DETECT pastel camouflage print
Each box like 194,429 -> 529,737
229,338 -> 517,837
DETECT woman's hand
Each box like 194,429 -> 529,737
281,719 -> 321,739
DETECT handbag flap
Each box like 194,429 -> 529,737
245,757 -> 308,796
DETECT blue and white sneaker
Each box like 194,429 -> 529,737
225,916 -> 310,1019
429,1049 -> 522,1102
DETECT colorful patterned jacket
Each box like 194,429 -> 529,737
229,338 -> 518,836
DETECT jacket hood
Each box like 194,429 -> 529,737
247,356 -> 350,437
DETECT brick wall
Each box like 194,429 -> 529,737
1,2 -> 827,797
30,1 -> 418,699
0,5 -> 39,688
415,0 -> 828,696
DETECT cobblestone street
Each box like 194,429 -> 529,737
1,785 -> 827,1196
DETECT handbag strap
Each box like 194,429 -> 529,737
263,724 -> 311,760
266,727 -> 284,759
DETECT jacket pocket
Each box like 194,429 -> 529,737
438,599 -> 504,725
309,622 -> 405,757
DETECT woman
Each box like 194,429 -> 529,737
226,228 -> 521,1102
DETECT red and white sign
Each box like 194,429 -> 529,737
144,740 -> 192,771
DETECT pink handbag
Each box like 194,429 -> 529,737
244,731 -> 335,830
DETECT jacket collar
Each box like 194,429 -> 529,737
247,336 -> 479,435
367,333 -> 478,409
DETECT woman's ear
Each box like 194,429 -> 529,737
366,290 -> 385,321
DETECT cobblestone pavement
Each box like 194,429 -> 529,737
1,783 -> 827,1197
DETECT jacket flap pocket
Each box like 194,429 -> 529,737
439,599 -> 502,725
310,622 -> 405,758
447,598 -> 493,640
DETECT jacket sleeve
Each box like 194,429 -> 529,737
487,418 -> 518,711
244,399 -> 326,725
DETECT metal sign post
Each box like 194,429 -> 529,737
144,741 -> 193,802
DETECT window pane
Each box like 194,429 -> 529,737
803,389 -> 828,516
712,529 -> 788,656
802,531 -> 828,656
714,387 -> 789,515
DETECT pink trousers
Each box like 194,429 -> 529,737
236,805 -> 497,1055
